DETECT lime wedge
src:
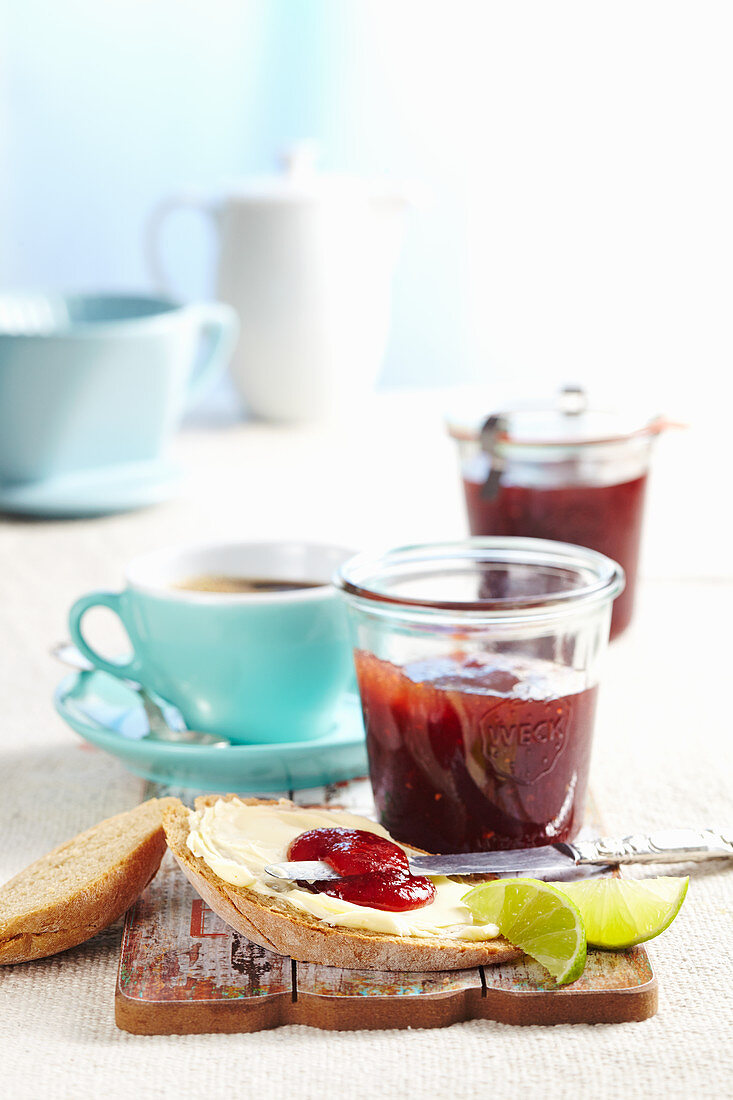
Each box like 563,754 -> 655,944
464,878 -> 586,986
551,876 -> 688,949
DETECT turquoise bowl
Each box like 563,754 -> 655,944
0,292 -> 238,485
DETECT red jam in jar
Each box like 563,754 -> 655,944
336,539 -> 623,858
288,827 -> 436,911
449,390 -> 662,638
462,474 -> 647,638
355,649 -> 598,854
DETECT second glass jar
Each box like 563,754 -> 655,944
448,389 -> 664,638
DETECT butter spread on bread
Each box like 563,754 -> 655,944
187,798 -> 500,941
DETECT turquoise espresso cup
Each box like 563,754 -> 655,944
0,293 -> 238,484
68,541 -> 356,744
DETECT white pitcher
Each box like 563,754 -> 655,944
146,146 -> 410,422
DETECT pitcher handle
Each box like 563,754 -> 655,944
145,191 -> 219,298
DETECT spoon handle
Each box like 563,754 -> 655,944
51,641 -> 230,747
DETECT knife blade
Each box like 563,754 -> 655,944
264,828 -> 733,882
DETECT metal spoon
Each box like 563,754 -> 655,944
52,642 -> 231,748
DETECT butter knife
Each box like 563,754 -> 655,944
265,828 -> 733,882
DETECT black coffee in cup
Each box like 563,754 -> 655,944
174,575 -> 324,594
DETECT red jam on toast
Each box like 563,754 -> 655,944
288,827 -> 436,912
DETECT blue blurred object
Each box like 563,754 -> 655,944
0,293 -> 237,495
0,460 -> 183,519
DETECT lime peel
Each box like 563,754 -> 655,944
464,877 -> 587,986
549,875 -> 689,949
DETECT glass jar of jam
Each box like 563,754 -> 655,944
335,538 -> 623,854
447,387 -> 666,638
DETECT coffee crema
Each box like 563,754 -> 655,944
174,575 -> 325,595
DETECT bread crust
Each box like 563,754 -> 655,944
163,796 -> 522,972
0,798 -> 174,965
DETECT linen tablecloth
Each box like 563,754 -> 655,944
1,392 -> 731,1098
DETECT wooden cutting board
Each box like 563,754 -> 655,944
115,781 -> 657,1033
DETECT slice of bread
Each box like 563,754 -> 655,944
163,795 -> 522,972
0,797 -> 175,965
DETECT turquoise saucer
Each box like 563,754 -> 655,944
0,459 -> 183,518
54,670 -> 368,791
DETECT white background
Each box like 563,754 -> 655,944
1,0 -> 732,408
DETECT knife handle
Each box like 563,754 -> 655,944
570,828 -> 733,866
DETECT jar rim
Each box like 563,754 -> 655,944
446,413 -> 669,450
334,538 -> 625,620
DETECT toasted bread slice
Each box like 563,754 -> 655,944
163,795 -> 522,972
0,797 -> 175,965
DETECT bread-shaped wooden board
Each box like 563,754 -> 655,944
0,797 -> 174,964
163,795 -> 522,972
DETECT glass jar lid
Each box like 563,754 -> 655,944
446,385 -> 667,449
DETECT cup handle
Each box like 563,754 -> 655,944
68,592 -> 142,681
145,191 -> 218,298
185,301 -> 240,402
